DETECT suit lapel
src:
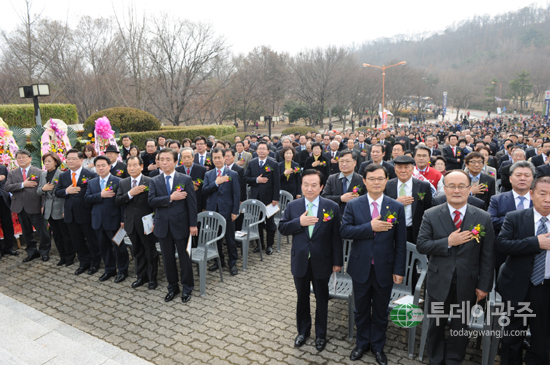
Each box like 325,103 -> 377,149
310,198 -> 325,239
525,208 -> 535,236
505,192 -> 516,212
437,204 -> 455,236
411,180 -> 420,216
461,205 -> 477,234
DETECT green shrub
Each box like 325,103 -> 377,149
280,126 -> 319,135
0,104 -> 79,128
84,107 -> 161,133
220,132 -> 254,141
126,125 -> 236,149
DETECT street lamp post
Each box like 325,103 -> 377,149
492,81 -> 502,109
363,61 -> 406,127
18,83 -> 50,127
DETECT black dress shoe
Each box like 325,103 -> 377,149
372,350 -> 387,365
350,346 -> 368,361
99,272 -> 116,282
56,259 -> 66,266
266,247 -> 273,255
253,245 -> 262,253
23,253 -> 40,263
181,293 -> 191,303
148,281 -> 158,290
65,261 -> 74,267
315,338 -> 326,352
132,278 -> 147,288
87,266 -> 99,275
3,249 -> 19,256
165,289 -> 180,302
208,263 -> 219,272
114,273 -> 127,283
230,265 -> 238,276
294,332 -> 309,347
42,255 -> 50,262
74,266 -> 89,275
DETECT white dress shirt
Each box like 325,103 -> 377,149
163,170 -> 176,196
512,190 -> 530,209
367,193 -> 384,218
304,195 -> 320,217
128,174 -> 143,200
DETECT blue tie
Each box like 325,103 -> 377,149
100,179 -> 106,190
532,217 -> 548,285
200,155 -> 204,166
471,175 -> 479,183
517,196 -> 526,210
342,177 -> 347,193
260,160 -> 264,169
165,175 -> 171,195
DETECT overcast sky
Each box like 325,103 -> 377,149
1,0 -> 542,55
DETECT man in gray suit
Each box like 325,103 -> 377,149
5,150 -> 51,262
417,170 -> 494,365
354,132 -> 370,167
234,141 -> 252,171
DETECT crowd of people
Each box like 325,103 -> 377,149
1,113 -> 550,364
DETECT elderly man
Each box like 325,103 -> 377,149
501,148 -> 526,192
417,170 -> 494,365
325,141 -> 341,175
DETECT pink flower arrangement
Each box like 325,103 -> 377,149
94,116 -> 115,140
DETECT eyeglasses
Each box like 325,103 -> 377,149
366,177 -> 387,182
444,185 -> 470,190
468,160 -> 484,165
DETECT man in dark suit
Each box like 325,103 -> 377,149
529,139 -> 550,167
354,132 -> 370,168
244,141 -> 280,255
0,164 -> 17,258
464,152 -> 495,209
193,136 -> 213,171
325,141 -> 341,175
496,175 -> 550,364
224,149 -> 246,204
85,156 -> 129,283
104,145 -> 129,179
357,144 -> 397,180
55,149 -> 101,275
5,150 -> 50,262
115,155 -> 159,290
141,139 -> 157,176
500,148 -> 526,192
322,150 -> 366,216
202,148 -> 240,275
425,136 -> 441,157
341,164 -> 406,364
120,135 -> 132,161
176,147 -> 207,212
298,142 -> 312,168
442,134 -> 464,170
395,129 -> 410,150
417,170 -> 494,365
489,161 -> 534,273
377,131 -> 392,161
148,148 -> 198,303
384,155 -> 433,244
279,169 -> 343,353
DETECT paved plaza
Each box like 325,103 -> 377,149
0,238 -> 495,364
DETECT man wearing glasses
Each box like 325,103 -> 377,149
417,170 -> 494,365
464,152 -> 495,210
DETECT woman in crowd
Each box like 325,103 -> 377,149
433,156 -> 447,194
127,146 -> 140,161
304,142 -> 330,185
279,146 -> 301,199
82,144 -> 96,172
182,138 -> 192,148
36,153 -> 75,266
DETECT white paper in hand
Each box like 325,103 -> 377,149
265,204 -> 280,218
142,213 -> 154,235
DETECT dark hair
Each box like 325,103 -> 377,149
83,144 -> 97,157
129,145 -> 140,156
235,141 -> 244,147
94,155 -> 111,166
158,148 -> 178,162
224,148 -> 235,156
363,163 -> 388,179
458,138 -> 467,145
371,143 -> 385,154
127,155 -> 144,165
121,135 -> 131,141
168,140 -> 181,149
542,140 -> 550,148
280,146 -> 296,159
302,169 -> 323,185
475,146 -> 491,155
256,141 -> 268,149
42,152 -> 61,167
145,138 -> 156,146
182,138 -> 192,146
415,145 -> 431,156
157,135 -> 166,141
194,136 -> 207,144
311,142 -> 322,151
444,170 -> 471,185
15,149 -> 31,158
392,143 -> 404,151
464,151 -> 485,164
434,156 -> 447,166
449,134 -> 458,140
66,149 -> 83,159
211,147 -> 225,156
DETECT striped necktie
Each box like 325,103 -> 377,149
531,217 -> 548,285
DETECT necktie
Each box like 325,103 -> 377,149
187,168 -> 190,175
72,172 -> 77,187
22,169 -> 27,180
471,175 -> 479,183
399,183 -> 406,197
307,202 -> 315,238
517,196 -> 526,210
342,178 -> 347,193
100,179 -> 106,191
200,155 -> 204,166
238,153 -> 242,160
165,175 -> 171,194
453,147 -> 456,157
217,169 -> 221,177
260,160 -> 264,169
372,202 -> 379,264
532,217 -> 548,285
132,179 -> 137,188
361,143 -> 363,150
453,210 -> 462,230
